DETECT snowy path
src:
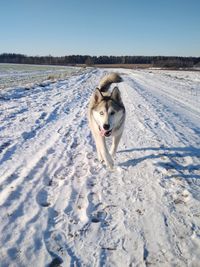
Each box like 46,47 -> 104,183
0,68 -> 200,266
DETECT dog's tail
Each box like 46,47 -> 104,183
98,73 -> 122,92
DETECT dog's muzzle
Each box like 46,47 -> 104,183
98,126 -> 112,137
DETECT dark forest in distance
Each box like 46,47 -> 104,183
0,53 -> 200,68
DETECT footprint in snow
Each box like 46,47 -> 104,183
35,112 -> 47,124
36,188 -> 53,207
22,130 -> 36,140
173,189 -> 190,205
0,141 -> 11,153
91,210 -> 107,223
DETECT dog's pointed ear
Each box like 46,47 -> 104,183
93,88 -> 103,103
111,86 -> 122,103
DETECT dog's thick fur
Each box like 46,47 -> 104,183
88,73 -> 125,168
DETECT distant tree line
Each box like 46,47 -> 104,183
0,53 -> 199,68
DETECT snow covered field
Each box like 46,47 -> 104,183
0,64 -> 80,90
0,66 -> 200,266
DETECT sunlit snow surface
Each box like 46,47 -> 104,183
0,65 -> 200,266
0,63 -> 80,90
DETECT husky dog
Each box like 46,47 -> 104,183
88,73 -> 125,168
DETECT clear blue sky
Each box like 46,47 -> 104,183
0,0 -> 199,56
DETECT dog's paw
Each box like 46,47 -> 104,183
97,152 -> 103,162
111,153 -> 116,160
98,156 -> 104,164
109,164 -> 114,170
107,158 -> 114,170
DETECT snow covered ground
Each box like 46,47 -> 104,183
0,64 -> 80,90
0,66 -> 200,266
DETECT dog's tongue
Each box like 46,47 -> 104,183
100,129 -> 107,136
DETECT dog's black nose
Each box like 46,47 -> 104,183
103,124 -> 110,130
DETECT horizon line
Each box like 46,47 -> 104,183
0,52 -> 200,58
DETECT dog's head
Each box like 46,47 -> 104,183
91,87 -> 125,137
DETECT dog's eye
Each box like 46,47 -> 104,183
100,111 -> 104,116
110,111 -> 115,115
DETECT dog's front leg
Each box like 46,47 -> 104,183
110,133 -> 122,158
92,132 -> 103,162
96,144 -> 103,163
96,136 -> 114,169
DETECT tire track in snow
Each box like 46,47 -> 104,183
41,69 -> 128,265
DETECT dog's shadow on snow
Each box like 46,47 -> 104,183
118,146 -> 200,180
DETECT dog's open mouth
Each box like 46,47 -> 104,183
99,126 -> 112,137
